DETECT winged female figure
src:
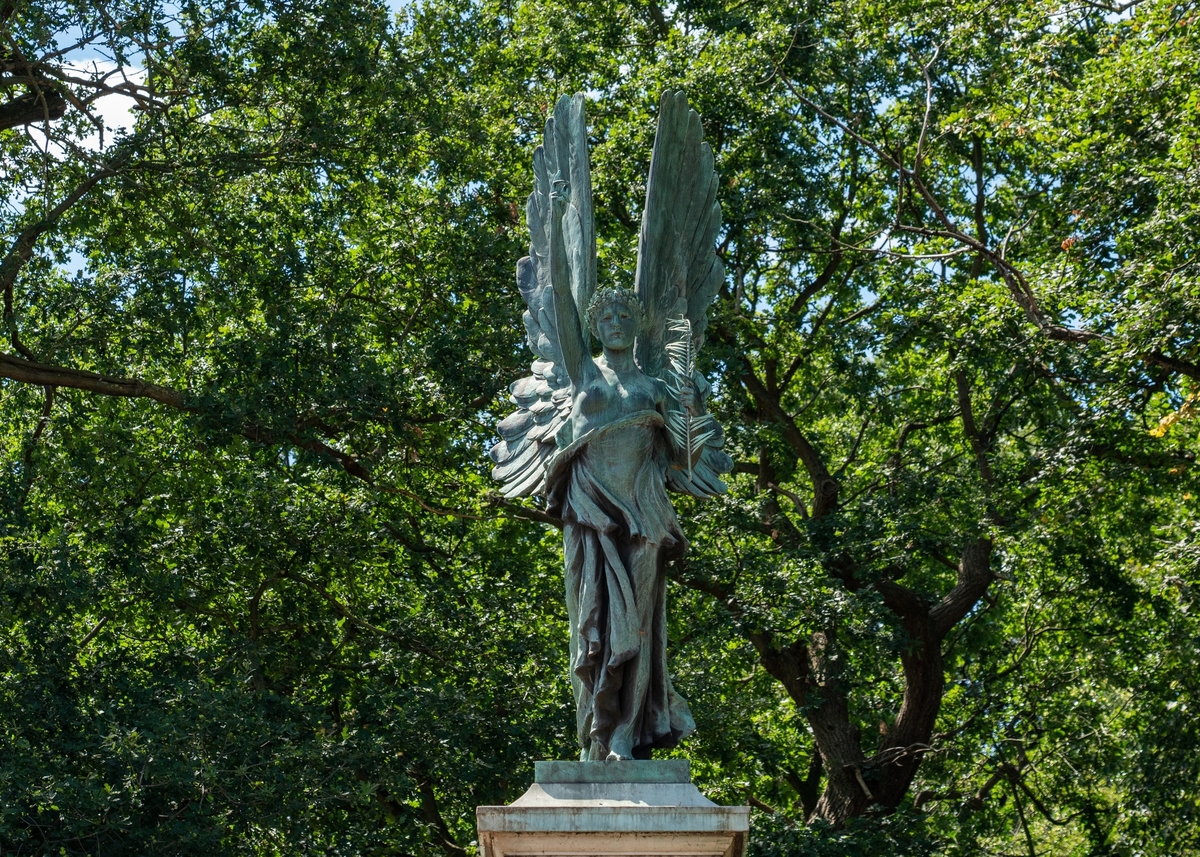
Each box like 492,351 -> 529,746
490,91 -> 733,761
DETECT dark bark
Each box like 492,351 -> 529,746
726,327 -> 1002,824
644,0 -> 670,39
806,628 -> 873,821
411,766 -> 466,856
0,86 -> 67,130
0,350 -> 187,407
0,350 -> 374,479
784,753 -> 824,821
823,538 -> 993,822
739,357 -> 840,518
872,583 -> 943,809
1143,349 -> 1200,382
744,535 -> 994,826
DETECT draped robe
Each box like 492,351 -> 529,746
545,410 -> 696,760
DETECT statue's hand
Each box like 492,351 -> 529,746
678,386 -> 699,416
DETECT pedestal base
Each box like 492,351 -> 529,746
476,760 -> 749,857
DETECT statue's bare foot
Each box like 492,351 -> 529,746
605,740 -> 634,761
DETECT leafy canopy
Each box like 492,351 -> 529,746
0,0 -> 1197,854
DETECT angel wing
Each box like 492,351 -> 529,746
491,94 -> 597,498
634,90 -> 733,497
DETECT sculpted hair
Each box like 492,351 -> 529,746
585,287 -> 645,337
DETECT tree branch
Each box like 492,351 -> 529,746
1143,349 -> 1200,381
930,538 -> 993,638
0,86 -> 66,130
0,351 -> 378,481
407,763 -> 466,856
740,356 -> 839,517
485,493 -> 563,528
788,85 -> 1200,384
2,145 -> 134,355
955,369 -> 995,487
0,351 -> 186,406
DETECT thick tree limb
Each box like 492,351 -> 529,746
671,566 -> 803,711
930,538 -> 994,638
0,351 -> 186,406
890,410 -> 959,466
485,493 -> 563,528
787,253 -> 842,319
873,603 -> 941,808
755,635 -> 810,706
74,615 -> 109,655
756,446 -> 804,543
739,356 -> 839,517
0,350 -> 378,480
1143,349 -> 1200,381
876,579 -> 929,619
807,628 -> 870,822
645,0 -> 670,39
407,763 -> 466,855
955,370 -> 995,487
243,424 -> 371,480
21,382 -> 54,476
0,86 -> 66,130
0,353 -> 531,522
784,753 -> 824,821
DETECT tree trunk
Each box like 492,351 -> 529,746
753,539 -> 994,826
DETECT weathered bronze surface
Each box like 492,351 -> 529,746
492,91 -> 732,761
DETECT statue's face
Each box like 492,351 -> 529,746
595,300 -> 638,350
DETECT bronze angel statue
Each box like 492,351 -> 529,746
491,91 -> 733,761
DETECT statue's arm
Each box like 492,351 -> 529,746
656,376 -> 709,471
550,189 -> 590,388
658,377 -> 698,417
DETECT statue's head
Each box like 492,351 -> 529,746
585,287 -> 644,346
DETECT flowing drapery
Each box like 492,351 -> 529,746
546,411 -> 695,759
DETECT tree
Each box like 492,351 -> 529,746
1,0 -> 1197,854
3,2 -> 569,853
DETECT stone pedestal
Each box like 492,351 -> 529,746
476,760 -> 749,856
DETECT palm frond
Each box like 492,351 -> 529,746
666,314 -> 703,478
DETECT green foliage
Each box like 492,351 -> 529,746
1,0 -> 1197,854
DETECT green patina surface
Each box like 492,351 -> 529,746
494,93 -> 730,762
534,760 -> 692,784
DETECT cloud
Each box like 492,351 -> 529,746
67,60 -> 146,146
23,60 -> 146,156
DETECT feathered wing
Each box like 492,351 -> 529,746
491,94 -> 597,498
634,90 -> 733,497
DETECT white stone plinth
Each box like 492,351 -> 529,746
476,760 -> 749,857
